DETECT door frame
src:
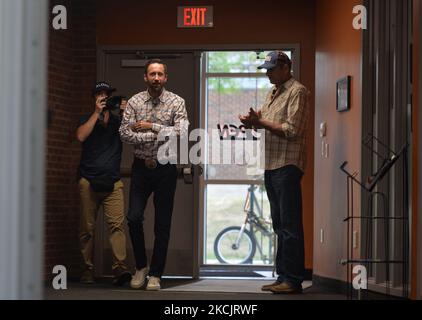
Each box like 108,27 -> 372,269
97,43 -> 300,278
97,47 -> 201,278
416,0 -> 422,300
197,44 -> 300,272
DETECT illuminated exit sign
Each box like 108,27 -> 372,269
177,6 -> 214,28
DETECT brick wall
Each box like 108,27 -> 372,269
45,0 -> 96,279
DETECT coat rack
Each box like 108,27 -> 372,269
340,134 -> 409,300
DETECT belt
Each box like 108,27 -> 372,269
136,158 -> 169,170
144,158 -> 157,169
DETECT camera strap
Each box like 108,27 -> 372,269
98,111 -> 104,122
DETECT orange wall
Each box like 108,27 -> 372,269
96,0 -> 316,269
314,0 -> 362,281
412,0 -> 420,300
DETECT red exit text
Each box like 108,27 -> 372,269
183,7 -> 208,26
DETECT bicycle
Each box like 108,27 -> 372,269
213,185 -> 275,265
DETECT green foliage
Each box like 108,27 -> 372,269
207,51 -> 265,94
208,78 -> 239,94
208,51 -> 259,73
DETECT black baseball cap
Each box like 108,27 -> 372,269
258,51 -> 292,70
92,81 -> 116,96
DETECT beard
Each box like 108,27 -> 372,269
149,82 -> 163,92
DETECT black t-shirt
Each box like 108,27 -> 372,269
77,113 -> 122,182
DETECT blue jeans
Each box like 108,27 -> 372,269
265,165 -> 305,289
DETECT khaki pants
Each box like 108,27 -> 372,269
79,177 -> 127,271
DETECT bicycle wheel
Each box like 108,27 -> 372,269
214,226 -> 256,264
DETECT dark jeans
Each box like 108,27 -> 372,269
265,165 -> 305,289
127,158 -> 178,277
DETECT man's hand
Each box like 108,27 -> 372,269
239,108 -> 262,129
239,114 -> 252,128
132,120 -> 153,132
95,96 -> 106,114
247,108 -> 262,125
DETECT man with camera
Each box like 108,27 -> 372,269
76,81 -> 131,286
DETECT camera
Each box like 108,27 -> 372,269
102,95 -> 126,111
98,95 -> 127,121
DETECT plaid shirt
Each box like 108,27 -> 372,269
260,78 -> 310,172
119,88 -> 189,160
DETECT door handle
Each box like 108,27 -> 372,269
177,165 -> 203,184
197,165 -> 203,176
182,166 -> 193,184
177,164 -> 194,184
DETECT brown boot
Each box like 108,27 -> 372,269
80,268 -> 95,284
261,281 -> 282,291
269,281 -> 303,294
112,266 -> 132,286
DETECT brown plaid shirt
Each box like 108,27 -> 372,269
260,77 -> 310,172
119,88 -> 189,160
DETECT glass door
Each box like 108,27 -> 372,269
200,50 -> 293,268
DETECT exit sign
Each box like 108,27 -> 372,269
177,6 -> 213,28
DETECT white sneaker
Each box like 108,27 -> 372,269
130,267 -> 149,289
146,276 -> 161,291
